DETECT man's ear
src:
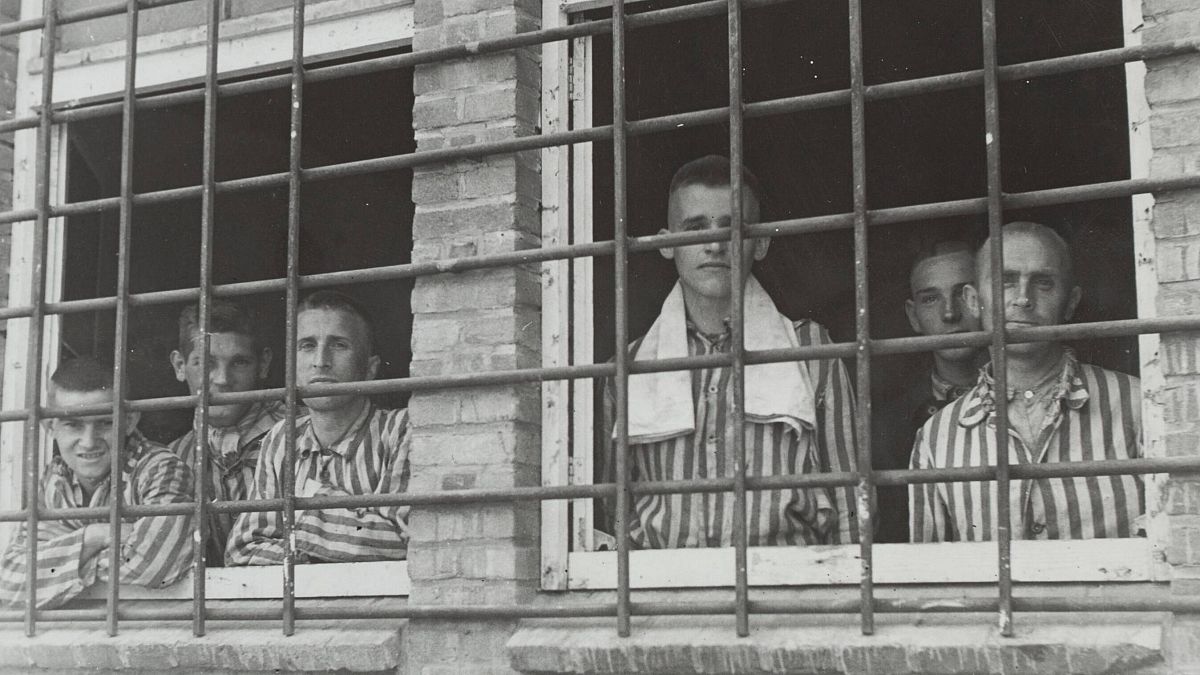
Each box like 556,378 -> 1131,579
366,354 -> 381,381
1064,285 -> 1082,322
169,350 -> 188,383
904,299 -> 921,334
658,228 -> 675,260
752,236 -> 770,262
963,284 -> 982,319
257,347 -> 273,381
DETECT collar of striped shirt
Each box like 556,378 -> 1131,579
196,401 -> 285,473
297,400 -> 376,458
50,430 -> 154,489
959,349 -> 1090,428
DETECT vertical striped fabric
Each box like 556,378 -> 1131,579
225,403 -> 411,565
168,401 -> 287,562
910,353 -> 1143,542
0,434 -> 194,609
604,319 -> 859,548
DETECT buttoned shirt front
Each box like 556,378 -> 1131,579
225,402 -> 411,565
910,352 -> 1143,542
168,401 -> 288,562
603,318 -> 858,548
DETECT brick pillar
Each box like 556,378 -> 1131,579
0,0 -> 18,395
405,0 -> 542,668
1143,0 -> 1200,670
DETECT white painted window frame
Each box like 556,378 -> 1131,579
539,0 -> 1170,591
1,0 -> 415,600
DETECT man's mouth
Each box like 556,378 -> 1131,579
307,377 -> 338,385
76,450 -> 106,460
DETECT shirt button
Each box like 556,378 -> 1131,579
1030,522 -> 1046,535
320,469 -> 330,480
707,384 -> 719,395
1023,390 -> 1034,400
707,434 -> 718,445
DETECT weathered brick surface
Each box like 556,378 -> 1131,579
507,615 -> 1166,674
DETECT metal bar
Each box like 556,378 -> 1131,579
20,0 -> 59,635
1,450 -> 1197,524
1,593 -> 1198,624
1,6 -> 1193,136
725,0 -> 750,636
0,163 -> 1194,323
280,0 -> 306,637
3,312 -> 1200,426
979,0 -> 1014,638
611,0 -> 631,638
0,0 -> 191,37
191,0 -> 221,638
846,0 -> 874,637
104,0 -> 139,638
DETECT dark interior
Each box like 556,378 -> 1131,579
62,52 -> 416,443
587,0 -> 1138,543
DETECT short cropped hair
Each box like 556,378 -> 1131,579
298,290 -> 377,356
978,221 -> 1074,286
50,356 -> 114,394
177,300 -> 263,356
668,155 -> 766,218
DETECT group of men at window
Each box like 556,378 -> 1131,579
0,154 -> 1143,609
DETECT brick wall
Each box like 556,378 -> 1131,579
405,0 -> 541,666
1145,0 -> 1200,670
0,0 -> 17,395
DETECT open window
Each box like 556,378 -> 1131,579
1,0 -> 417,600
540,0 -> 1164,589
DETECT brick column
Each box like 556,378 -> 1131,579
405,0 -> 542,668
1143,0 -> 1200,669
0,0 -> 18,394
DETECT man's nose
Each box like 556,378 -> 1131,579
210,361 -> 230,386
943,296 -> 963,323
1010,279 -> 1032,308
78,425 -> 99,449
313,344 -> 332,368
703,237 -> 728,254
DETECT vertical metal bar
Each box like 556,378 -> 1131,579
611,0 -> 632,639
106,0 -> 139,637
847,0 -> 874,636
980,0 -> 1014,638
281,0 -> 305,637
192,0 -> 221,637
726,0 -> 749,639
21,0 -> 58,635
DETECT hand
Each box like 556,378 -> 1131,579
80,523 -> 112,561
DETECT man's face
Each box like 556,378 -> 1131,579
47,388 -> 137,492
660,183 -> 768,303
172,332 -> 271,428
971,230 -> 1082,357
297,307 -> 380,413
905,250 -> 983,363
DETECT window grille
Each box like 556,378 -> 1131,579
0,0 -> 1197,641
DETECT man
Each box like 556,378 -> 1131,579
168,300 -> 285,563
874,240 -> 986,542
226,290 -> 411,565
910,221 -> 1143,542
602,155 -> 859,548
0,357 -> 193,608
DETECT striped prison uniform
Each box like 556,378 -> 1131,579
910,353 -> 1143,542
225,403 -> 411,565
603,319 -> 859,548
168,401 -> 288,563
0,433 -> 194,609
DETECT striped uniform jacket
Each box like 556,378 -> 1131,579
168,401 -> 288,563
0,433 -> 194,609
603,319 -> 859,548
225,403 -> 411,565
909,353 -> 1143,542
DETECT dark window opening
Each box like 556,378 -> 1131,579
61,53 -> 416,444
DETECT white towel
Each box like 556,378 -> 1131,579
620,276 -> 817,443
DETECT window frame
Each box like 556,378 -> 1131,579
538,0 -> 1171,592
1,0 -> 416,600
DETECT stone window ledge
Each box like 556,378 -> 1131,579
0,617 -> 405,673
507,613 -> 1167,674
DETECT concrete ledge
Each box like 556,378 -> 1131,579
0,619 -> 405,673
507,614 -> 1167,674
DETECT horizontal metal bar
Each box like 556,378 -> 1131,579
0,0 -> 191,37
3,454 -> 1196,524
1,313 -> 1196,425
0,593 -> 1195,624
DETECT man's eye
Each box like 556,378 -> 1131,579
919,295 -> 939,306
